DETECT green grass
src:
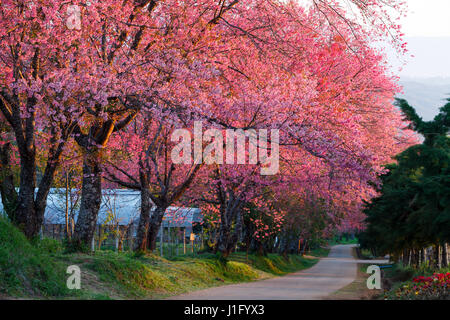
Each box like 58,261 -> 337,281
0,217 -> 70,298
328,237 -> 358,246
83,250 -> 322,298
309,246 -> 331,258
229,252 -> 319,275
0,217 -> 328,299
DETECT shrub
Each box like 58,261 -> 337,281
33,238 -> 64,254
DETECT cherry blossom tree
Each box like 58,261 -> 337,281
0,0 -> 413,249
0,1 -> 87,237
105,111 -> 201,252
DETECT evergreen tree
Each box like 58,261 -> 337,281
359,99 -> 450,266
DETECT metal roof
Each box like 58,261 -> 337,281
0,189 -> 201,226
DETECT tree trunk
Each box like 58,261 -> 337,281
0,142 -> 18,220
12,183 -> 50,241
0,96 -> 37,237
434,244 -> 441,270
280,233 -> 290,258
215,196 -> 243,258
414,249 -> 420,268
257,241 -> 265,256
215,206 -> 241,258
225,209 -> 243,255
71,153 -> 102,251
402,249 -> 409,266
215,215 -> 232,257
301,239 -> 308,256
134,187 -> 151,251
147,206 -> 167,252
442,243 -> 448,268
1,95 -> 71,239
15,151 -> 39,238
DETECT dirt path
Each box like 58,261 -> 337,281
168,244 -> 388,300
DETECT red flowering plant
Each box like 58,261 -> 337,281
394,272 -> 450,300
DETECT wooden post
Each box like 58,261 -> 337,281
443,243 -> 449,267
160,226 -> 163,256
167,222 -> 171,257
176,228 -> 179,256
183,229 -> 186,254
115,224 -> 119,252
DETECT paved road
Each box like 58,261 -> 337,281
169,244 -> 388,300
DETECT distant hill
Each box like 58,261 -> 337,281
398,77 -> 450,121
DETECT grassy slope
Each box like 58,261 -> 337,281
0,217 -> 70,298
0,217 -> 328,299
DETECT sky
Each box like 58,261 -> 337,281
297,0 -> 450,78
392,0 -> 450,78
401,0 -> 450,37
383,0 -> 450,119
296,0 -> 450,118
